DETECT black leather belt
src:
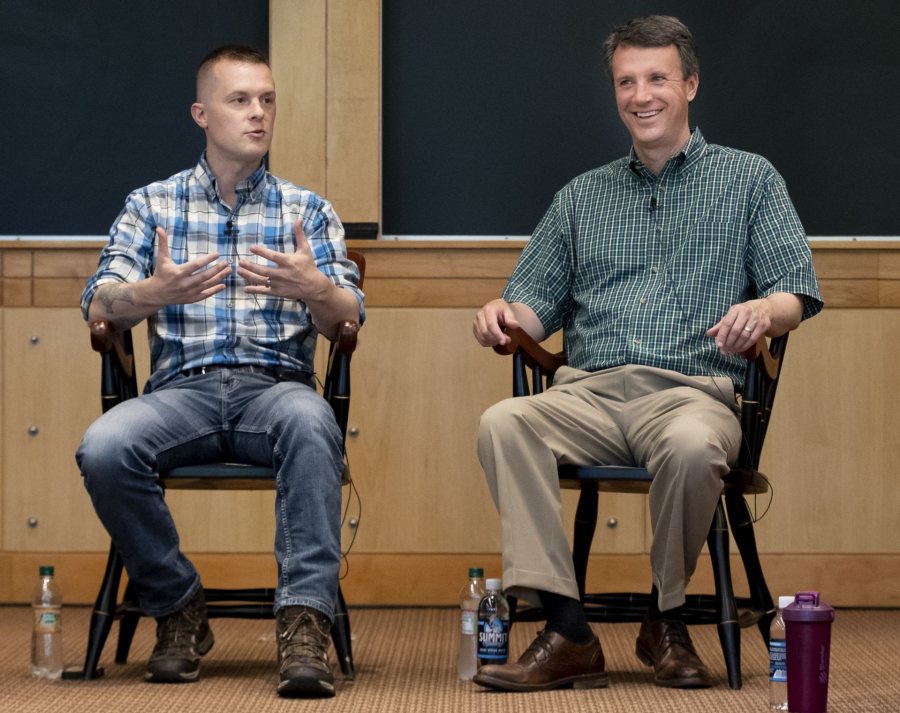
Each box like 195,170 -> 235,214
181,365 -> 312,384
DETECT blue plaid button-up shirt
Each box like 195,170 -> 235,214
82,155 -> 365,391
503,130 -> 822,388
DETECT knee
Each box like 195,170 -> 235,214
653,420 -> 731,483
76,419 -> 125,489
478,398 -> 530,443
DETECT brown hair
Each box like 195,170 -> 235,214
602,15 -> 698,80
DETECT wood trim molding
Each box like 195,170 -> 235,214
3,552 -> 897,608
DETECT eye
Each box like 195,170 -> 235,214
617,78 -> 633,88
650,75 -> 667,83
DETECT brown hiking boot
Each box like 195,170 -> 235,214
276,606 -> 335,698
145,587 -> 214,683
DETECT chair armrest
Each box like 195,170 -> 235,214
744,337 -> 781,381
333,320 -> 359,355
90,320 -> 135,380
492,326 -> 567,376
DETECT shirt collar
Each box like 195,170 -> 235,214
628,128 -> 707,177
194,153 -> 268,204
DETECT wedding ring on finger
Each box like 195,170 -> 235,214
743,326 -> 753,333
266,276 -> 272,287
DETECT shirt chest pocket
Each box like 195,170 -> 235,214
668,219 -> 750,320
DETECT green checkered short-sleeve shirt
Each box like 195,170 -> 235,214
503,129 -> 823,388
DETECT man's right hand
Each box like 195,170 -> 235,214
473,298 -> 523,347
142,227 -> 230,306
89,227 -> 230,328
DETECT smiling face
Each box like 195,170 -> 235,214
191,58 -> 276,178
611,44 -> 698,169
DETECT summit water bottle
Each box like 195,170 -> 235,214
476,578 -> 510,667
769,595 -> 792,710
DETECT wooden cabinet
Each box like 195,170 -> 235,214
2,241 -> 900,607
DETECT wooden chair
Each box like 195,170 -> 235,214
68,252 -> 365,680
492,326 -> 786,689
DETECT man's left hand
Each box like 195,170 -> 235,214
238,219 -> 329,301
706,299 -> 772,356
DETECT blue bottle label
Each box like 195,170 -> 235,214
769,638 -> 787,682
477,615 -> 509,661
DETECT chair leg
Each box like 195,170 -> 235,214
331,586 -> 354,679
115,579 -> 142,664
725,490 -> 775,645
707,500 -> 742,689
572,484 -> 599,601
68,544 -> 125,679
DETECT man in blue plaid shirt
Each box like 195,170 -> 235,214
472,16 -> 822,692
76,45 -> 363,697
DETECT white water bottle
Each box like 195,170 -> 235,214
768,595 -> 792,710
31,565 -> 63,679
457,567 -> 485,680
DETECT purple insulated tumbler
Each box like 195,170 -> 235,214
783,591 -> 835,713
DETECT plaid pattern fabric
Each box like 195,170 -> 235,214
504,130 -> 822,388
82,155 -> 364,391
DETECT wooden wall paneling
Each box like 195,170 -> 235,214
268,0 -> 328,194
341,307 -> 646,554
756,309 -> 900,553
326,0 -> 381,223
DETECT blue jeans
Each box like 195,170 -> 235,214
76,370 -> 344,620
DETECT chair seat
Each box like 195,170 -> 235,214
162,461 -> 351,489
559,464 -> 770,495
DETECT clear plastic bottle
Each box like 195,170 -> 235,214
769,595 -> 793,710
476,578 -> 510,667
457,567 -> 485,680
31,565 -> 63,679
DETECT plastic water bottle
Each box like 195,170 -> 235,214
457,567 -> 485,680
477,578 -> 510,667
31,565 -> 63,679
769,595 -> 792,710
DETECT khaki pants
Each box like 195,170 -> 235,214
477,364 -> 741,612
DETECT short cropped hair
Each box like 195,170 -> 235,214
198,44 -> 270,74
602,15 -> 699,81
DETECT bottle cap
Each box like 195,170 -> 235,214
485,578 -> 502,592
468,567 -> 484,578
782,591 -> 835,623
778,595 -> 794,610
39,565 -> 54,576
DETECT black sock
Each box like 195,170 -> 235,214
538,591 -> 594,645
648,585 -> 684,621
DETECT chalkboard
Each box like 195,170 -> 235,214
0,0 -> 268,236
383,1 -> 900,237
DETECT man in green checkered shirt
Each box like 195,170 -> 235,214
472,15 -> 822,693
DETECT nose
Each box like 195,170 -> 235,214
633,80 -> 654,104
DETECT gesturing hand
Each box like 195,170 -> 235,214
145,227 -> 230,305
238,219 -> 330,301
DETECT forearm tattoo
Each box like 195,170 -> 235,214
97,283 -> 135,314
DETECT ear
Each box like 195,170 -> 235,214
191,102 -> 207,130
685,72 -> 699,102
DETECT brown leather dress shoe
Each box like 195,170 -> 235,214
472,629 -> 609,692
635,618 -> 712,688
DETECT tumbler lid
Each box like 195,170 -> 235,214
783,591 -> 835,623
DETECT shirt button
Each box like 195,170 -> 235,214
640,297 -> 647,305
656,226 -> 662,234
226,301 -> 234,308
650,266 -> 659,273
632,337 -> 642,346
226,257 -> 234,264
